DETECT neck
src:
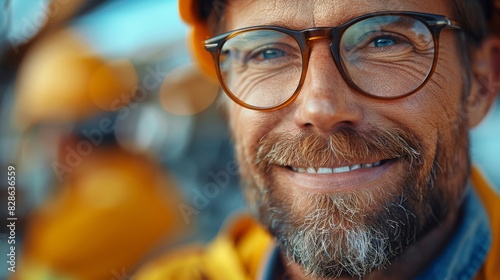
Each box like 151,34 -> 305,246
282,210 -> 461,280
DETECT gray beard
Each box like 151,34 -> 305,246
238,124 -> 469,279
252,174 -> 435,278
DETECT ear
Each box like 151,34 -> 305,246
467,36 -> 500,127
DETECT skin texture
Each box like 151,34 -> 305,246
219,0 -> 500,279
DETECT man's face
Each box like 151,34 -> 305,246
224,0 -> 473,278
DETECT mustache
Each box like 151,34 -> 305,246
255,126 -> 423,168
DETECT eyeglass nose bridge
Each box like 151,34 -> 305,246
303,27 -> 334,42
300,26 -> 346,87
302,26 -> 346,58
302,26 -> 343,63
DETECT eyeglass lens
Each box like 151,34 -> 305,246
219,15 -> 435,108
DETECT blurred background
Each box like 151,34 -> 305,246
0,0 -> 498,279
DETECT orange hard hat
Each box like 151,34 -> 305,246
179,0 -> 217,81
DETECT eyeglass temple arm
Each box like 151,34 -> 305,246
427,18 -> 462,30
428,18 -> 485,43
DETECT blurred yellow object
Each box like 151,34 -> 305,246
88,59 -> 138,112
135,215 -> 272,280
160,64 -> 219,116
15,146 -> 185,280
14,29 -> 137,128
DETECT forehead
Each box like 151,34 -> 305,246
225,0 -> 454,30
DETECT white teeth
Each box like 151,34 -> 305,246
332,166 -> 350,173
318,168 -> 333,174
307,167 -> 317,174
291,161 -> 382,174
350,164 -> 361,171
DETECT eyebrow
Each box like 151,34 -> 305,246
249,9 -> 407,30
265,20 -> 304,30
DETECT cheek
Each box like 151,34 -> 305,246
380,42 -> 465,161
229,107 -> 274,162
424,38 -> 464,117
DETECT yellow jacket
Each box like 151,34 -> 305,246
136,167 -> 500,279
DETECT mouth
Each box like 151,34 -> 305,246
276,158 -> 399,193
288,159 -> 392,174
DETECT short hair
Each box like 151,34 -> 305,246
450,0 -> 493,42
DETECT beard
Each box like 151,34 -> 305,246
235,121 -> 470,279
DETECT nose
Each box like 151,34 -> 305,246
294,43 -> 362,134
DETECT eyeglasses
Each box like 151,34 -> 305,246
204,12 -> 464,111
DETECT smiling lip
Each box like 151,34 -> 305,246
290,160 -> 385,174
278,159 -> 398,193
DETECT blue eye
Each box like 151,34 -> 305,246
260,49 -> 285,59
373,37 -> 396,47
244,43 -> 301,68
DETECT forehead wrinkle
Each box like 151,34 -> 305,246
227,0 -> 313,29
226,0 -> 455,31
